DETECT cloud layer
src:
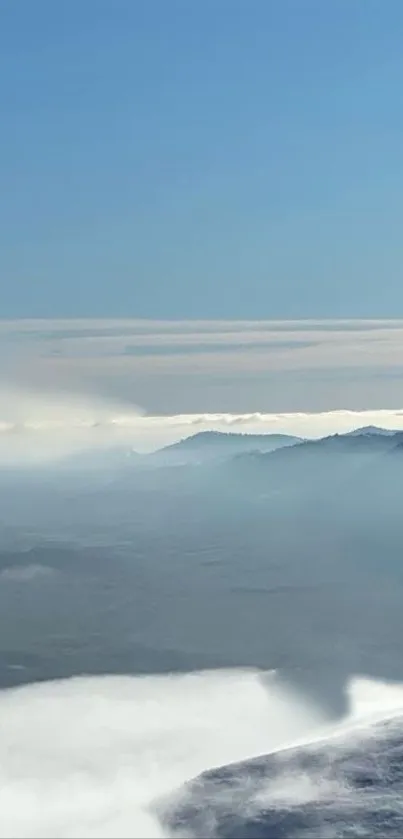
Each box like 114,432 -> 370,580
0,670 -> 324,838
2,318 -> 403,416
1,670 -> 403,838
1,319 -> 403,461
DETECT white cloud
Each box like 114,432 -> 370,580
1,384 -> 403,463
1,670 -> 403,838
0,669 -> 324,838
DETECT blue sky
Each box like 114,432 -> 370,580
1,0 -> 403,319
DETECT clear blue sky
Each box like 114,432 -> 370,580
1,0 -> 403,319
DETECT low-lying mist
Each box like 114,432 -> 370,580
2,670 -> 403,839
0,416 -> 403,710
2,392 -> 403,835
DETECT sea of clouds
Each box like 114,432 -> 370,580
2,670 -> 403,838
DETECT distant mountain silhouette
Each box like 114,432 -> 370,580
230,428 -> 403,465
152,430 -> 302,465
344,424 -> 399,437
215,429 -> 403,518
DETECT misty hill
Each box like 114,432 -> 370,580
213,428 -> 403,523
230,428 -> 403,468
151,430 -> 301,465
56,445 -> 141,474
344,425 -> 399,437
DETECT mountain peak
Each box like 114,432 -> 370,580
345,425 -> 398,437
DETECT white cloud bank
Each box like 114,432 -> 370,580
2,385 -> 403,464
1,386 -> 403,463
0,670 -> 324,839
1,671 -> 403,838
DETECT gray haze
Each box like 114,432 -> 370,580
2,428 -> 403,719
